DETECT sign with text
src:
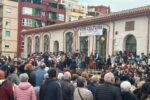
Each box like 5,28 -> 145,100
78,24 -> 103,36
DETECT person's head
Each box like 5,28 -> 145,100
72,74 -> 79,81
104,72 -> 115,84
25,64 -> 33,70
77,76 -> 87,87
63,71 -> 71,81
9,65 -> 17,74
91,75 -> 100,84
120,81 -> 131,92
48,68 -> 56,78
19,73 -> 29,82
137,80 -> 145,88
58,73 -> 64,80
81,71 -> 89,80
39,62 -> 46,69
0,70 -> 5,80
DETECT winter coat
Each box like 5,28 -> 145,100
95,82 -> 122,100
0,80 -> 14,100
39,78 -> 63,100
121,91 -> 138,100
60,80 -> 74,100
7,73 -> 20,85
74,87 -> 93,100
14,82 -> 36,100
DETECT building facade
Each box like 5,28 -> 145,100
22,6 -> 150,59
0,0 -> 18,57
87,5 -> 110,17
61,0 -> 87,22
18,0 -> 66,57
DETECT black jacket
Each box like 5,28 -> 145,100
95,82 -> 122,100
39,78 -> 63,100
121,91 -> 138,100
60,80 -> 74,100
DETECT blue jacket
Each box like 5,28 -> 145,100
35,69 -> 46,86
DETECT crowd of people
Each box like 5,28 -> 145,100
0,51 -> 150,100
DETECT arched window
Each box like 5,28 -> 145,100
66,32 -> 73,53
27,37 -> 32,56
80,36 -> 88,55
35,36 -> 40,53
44,35 -> 49,52
125,35 -> 136,54
54,41 -> 59,53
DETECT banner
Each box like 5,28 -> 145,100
78,24 -> 103,36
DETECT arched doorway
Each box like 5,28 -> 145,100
54,41 -> 59,53
80,36 -> 88,55
27,37 -> 32,56
35,36 -> 40,53
44,35 -> 49,52
125,35 -> 137,54
96,35 -> 106,59
66,32 -> 73,53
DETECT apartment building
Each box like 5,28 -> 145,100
87,5 -> 110,17
18,0 -> 66,57
0,0 -> 18,57
61,0 -> 87,22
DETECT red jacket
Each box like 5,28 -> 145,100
0,80 -> 14,100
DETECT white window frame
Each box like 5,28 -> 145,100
5,43 -> 10,48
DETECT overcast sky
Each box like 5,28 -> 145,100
79,0 -> 150,12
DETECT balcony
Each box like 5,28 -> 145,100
22,15 -> 46,21
20,2 -> 46,10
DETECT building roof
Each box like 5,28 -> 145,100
22,5 -> 150,34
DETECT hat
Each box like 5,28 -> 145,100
0,70 -> 5,80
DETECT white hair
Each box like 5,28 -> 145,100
19,73 -> 29,82
63,71 -> 71,81
120,81 -> 131,92
104,72 -> 114,84
58,73 -> 64,80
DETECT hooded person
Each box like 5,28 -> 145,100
0,70 -> 14,100
14,73 -> 36,100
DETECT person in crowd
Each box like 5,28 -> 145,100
25,63 -> 36,86
60,71 -> 74,100
74,76 -> 93,100
133,80 -> 145,99
106,55 -> 112,68
14,73 -> 36,100
71,73 -> 78,87
87,75 -> 100,97
58,73 -> 64,81
39,68 -> 63,100
35,62 -> 46,86
0,70 -> 14,100
81,71 -> 91,85
120,81 -> 138,100
95,72 -> 122,100
7,65 -> 20,85
140,82 -> 150,100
